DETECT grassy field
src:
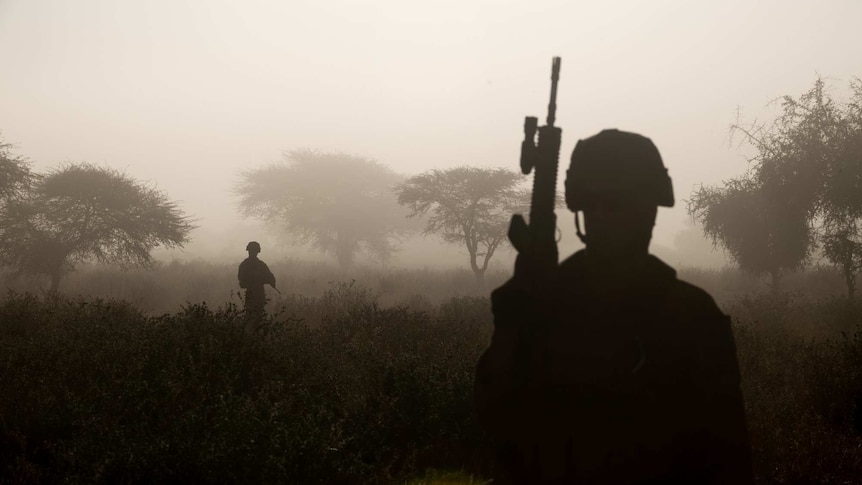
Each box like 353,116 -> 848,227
2,261 -> 862,483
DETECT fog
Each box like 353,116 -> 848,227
1,0 -> 860,267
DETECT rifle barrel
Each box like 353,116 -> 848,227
547,57 -> 561,127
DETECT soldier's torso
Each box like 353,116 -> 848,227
508,253 -> 725,482
239,258 -> 271,290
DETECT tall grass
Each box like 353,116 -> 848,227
2,265 -> 862,483
2,259 -> 509,315
0,285 -> 495,483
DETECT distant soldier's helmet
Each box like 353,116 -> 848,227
246,241 -> 261,252
565,129 -> 674,211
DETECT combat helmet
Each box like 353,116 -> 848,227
565,129 -> 674,211
246,241 -> 261,252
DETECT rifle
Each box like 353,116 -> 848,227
508,57 -> 562,278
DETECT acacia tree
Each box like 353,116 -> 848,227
0,136 -> 37,284
395,166 -> 528,287
0,163 -> 194,293
235,149 -> 410,269
688,176 -> 814,291
818,79 -> 862,297
822,216 -> 862,297
690,77 -> 862,296
0,134 -> 34,211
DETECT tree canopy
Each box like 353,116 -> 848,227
235,149 -> 410,269
0,163 -> 194,293
689,77 -> 862,295
395,166 -> 528,286
688,176 -> 813,290
0,134 -> 34,210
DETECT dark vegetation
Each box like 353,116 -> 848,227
2,77 -> 860,483
689,77 -> 862,296
2,262 -> 862,484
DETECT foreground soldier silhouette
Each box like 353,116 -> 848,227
475,130 -> 753,484
237,241 -> 276,316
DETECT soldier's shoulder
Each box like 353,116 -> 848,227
644,254 -> 726,322
670,277 -> 721,308
555,250 -> 588,285
666,278 -> 740,365
664,277 -> 729,330
558,249 -> 587,271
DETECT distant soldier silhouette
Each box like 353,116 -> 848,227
238,241 -> 276,316
475,130 -> 753,484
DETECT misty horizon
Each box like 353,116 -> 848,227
2,0 -> 860,266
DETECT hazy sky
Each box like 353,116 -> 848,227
1,0 -> 860,257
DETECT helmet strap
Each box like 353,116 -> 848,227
575,212 -> 588,245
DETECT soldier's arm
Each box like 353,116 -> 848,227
474,279 -> 547,440
237,262 -> 247,289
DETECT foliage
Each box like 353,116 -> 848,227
0,289 -> 494,484
727,294 -> 862,482
0,163 -> 193,292
688,176 -> 813,291
235,149 -> 412,269
690,77 -> 862,295
406,469 -> 491,484
761,77 -> 862,298
821,217 -> 862,298
2,286 -> 862,483
0,135 -> 37,282
0,133 -> 34,209
395,167 -> 528,286
819,80 -> 862,297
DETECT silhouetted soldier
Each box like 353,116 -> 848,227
238,241 -> 276,316
475,130 -> 753,484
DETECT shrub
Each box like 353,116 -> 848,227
3,280 -> 862,483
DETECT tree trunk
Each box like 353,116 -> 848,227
844,265 -> 856,300
467,243 -> 485,290
49,268 -> 63,295
336,248 -> 352,270
474,268 -> 486,289
335,234 -> 354,271
769,270 -> 782,294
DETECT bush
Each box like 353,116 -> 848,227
3,282 -> 862,483
0,290 -> 493,483
728,294 -> 862,483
